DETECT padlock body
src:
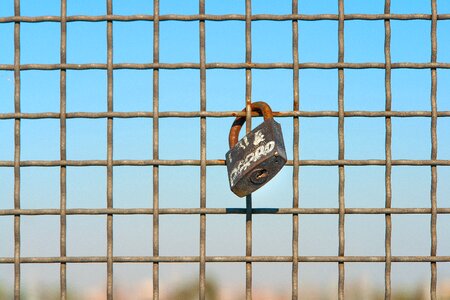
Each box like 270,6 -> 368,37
226,118 -> 287,197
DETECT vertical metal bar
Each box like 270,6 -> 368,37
430,0 -> 438,299
13,0 -> 21,299
291,0 -> 299,299
106,0 -> 114,298
337,0 -> 345,299
60,0 -> 67,298
199,0 -> 207,299
245,0 -> 253,299
384,1 -> 392,299
153,0 -> 160,299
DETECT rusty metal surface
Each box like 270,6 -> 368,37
0,0 -> 449,299
226,115 -> 287,197
228,102 -> 274,149
3,13 -> 450,23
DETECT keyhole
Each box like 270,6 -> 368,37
250,169 -> 268,185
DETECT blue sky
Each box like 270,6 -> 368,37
1,0 -> 450,297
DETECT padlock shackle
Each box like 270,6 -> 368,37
229,101 -> 274,149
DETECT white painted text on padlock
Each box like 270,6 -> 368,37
229,141 -> 275,186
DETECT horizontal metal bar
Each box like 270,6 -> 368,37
0,256 -> 449,264
0,159 -> 222,167
0,159 -> 449,167
1,13 -> 450,23
1,208 -> 450,216
1,111 -> 450,120
1,62 -> 450,71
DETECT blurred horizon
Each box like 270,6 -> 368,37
2,274 -> 450,300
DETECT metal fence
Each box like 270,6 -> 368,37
0,0 -> 449,299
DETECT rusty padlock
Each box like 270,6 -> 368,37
226,102 -> 287,197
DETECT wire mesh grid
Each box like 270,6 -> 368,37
0,0 -> 450,299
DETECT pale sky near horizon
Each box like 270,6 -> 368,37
1,0 -> 450,298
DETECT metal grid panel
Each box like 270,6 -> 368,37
0,0 -> 449,299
